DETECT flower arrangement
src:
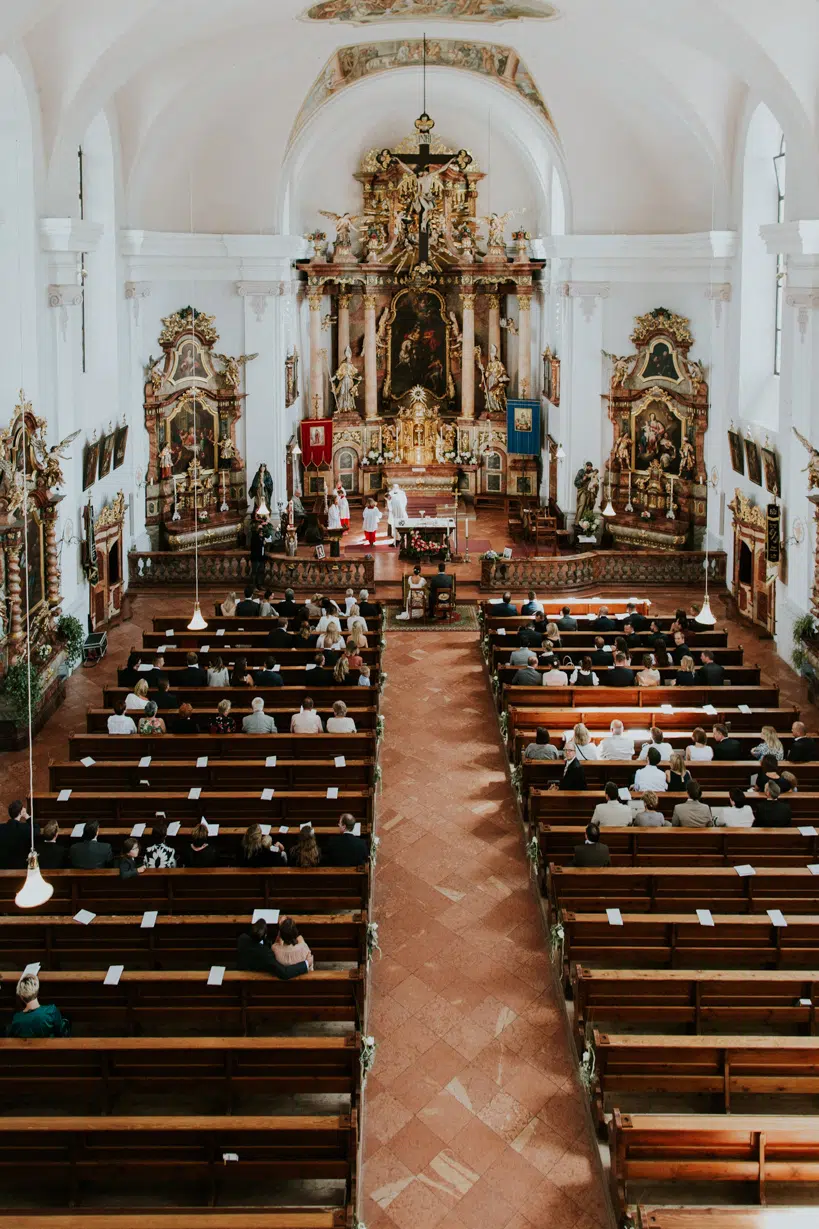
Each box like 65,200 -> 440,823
640,509 -> 652,521
405,531 -> 449,561
455,451 -> 478,465
577,513 -> 601,536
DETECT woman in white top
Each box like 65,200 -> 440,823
316,612 -> 341,634
344,589 -> 356,614
714,788 -> 756,827
572,723 -> 600,760
327,495 -> 342,531
348,619 -> 368,647
207,656 -> 230,687
317,624 -> 343,651
397,566 -> 427,621
635,654 -> 661,687
326,700 -> 357,734
125,679 -> 150,711
685,726 -> 714,762
347,605 -> 368,633
222,591 -> 238,617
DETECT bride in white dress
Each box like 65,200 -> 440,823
396,566 -> 427,621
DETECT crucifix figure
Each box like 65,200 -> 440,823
376,111 -> 472,266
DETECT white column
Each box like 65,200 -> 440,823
562,281 -> 609,522
337,292 -> 351,361
124,281 -> 152,549
363,293 -> 378,420
237,282 -> 285,506
460,291 -> 475,419
517,292 -> 532,397
704,282 -> 732,551
783,283 -> 819,620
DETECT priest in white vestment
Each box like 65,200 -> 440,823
387,483 -> 408,546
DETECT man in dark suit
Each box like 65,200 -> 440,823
0,800 -> 31,870
621,622 -> 644,651
625,603 -> 649,632
307,653 -> 335,687
520,591 -> 543,617
358,591 -> 379,619
753,780 -> 792,827
266,618 -> 296,649
697,650 -> 725,686
249,520 -> 268,586
237,919 -> 310,978
35,820 -> 66,870
428,563 -> 454,617
789,721 -> 818,762
493,591 -> 518,616
517,618 -> 543,649
670,631 -> 690,665
712,724 -> 742,760
324,814 -> 369,866
511,655 -> 541,686
558,744 -> 587,790
117,837 -> 144,879
590,636 -> 612,668
176,652 -> 208,687
155,679 -> 179,711
276,589 -> 301,619
556,605 -> 577,631
253,655 -> 284,687
572,823 -> 611,867
592,606 -> 617,631
68,821 -> 114,868
236,586 -> 261,617
605,652 -> 635,687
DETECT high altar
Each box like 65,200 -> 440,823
295,109 -> 542,504
602,308 -> 709,550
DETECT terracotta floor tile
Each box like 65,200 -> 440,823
391,972 -> 441,1015
447,1114 -> 509,1176
454,1177 -> 518,1229
382,1176 -> 455,1229
510,1115 -> 571,1177
422,1150 -> 481,1201
520,1176 -> 586,1229
417,1087 -> 476,1144
389,1117 -> 453,1175
477,1090 -> 533,1142
445,1015 -> 495,1062
445,1064 -> 500,1115
481,1145 -> 548,1212
364,1145 -> 416,1210
367,1090 -> 416,1146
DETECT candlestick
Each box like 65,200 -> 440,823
171,474 -> 181,521
220,471 -> 229,513
624,471 -> 633,513
666,475 -> 675,520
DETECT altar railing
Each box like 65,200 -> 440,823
128,550 -> 376,592
479,550 -> 727,591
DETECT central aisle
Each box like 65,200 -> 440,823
362,630 -> 611,1229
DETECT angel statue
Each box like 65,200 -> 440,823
476,343 -> 509,415
319,211 -> 361,261
34,428 -> 81,490
500,316 -> 518,336
480,210 -> 517,251
793,427 -> 819,489
686,357 -> 706,390
604,352 -> 635,388
144,354 -> 164,393
214,353 -> 257,390
330,346 -> 362,415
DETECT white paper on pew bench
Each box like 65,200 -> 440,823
280,825 -> 289,833
141,911 -> 158,930
488,598 -> 502,604
496,628 -> 506,636
606,908 -> 623,926
272,664 -> 280,672
808,864 -> 819,876
139,756 -> 152,768
155,811 -> 166,819
130,823 -> 146,837
738,704 -> 752,714
166,821 -> 181,837
800,998 -> 813,1006
206,822 -> 219,837
334,756 -> 346,768
137,664 -> 153,673
696,909 -> 714,927
165,629 -> 175,636
299,821 -> 312,830
80,756 -> 95,767
702,704 -> 718,716
252,909 -> 280,924
23,962 -> 40,976
71,823 -> 85,838
222,1154 -> 239,1163
157,645 -> 168,654
735,864 -> 756,877
326,786 -> 339,800
74,910 -> 96,925
197,756 -> 208,768
200,645 -> 209,653
799,826 -> 818,836
139,779 -> 150,788
260,824 -> 271,836
305,663 -> 316,671
767,909 -> 788,927
216,628 -> 225,637
261,788 -> 275,801
660,705 -> 673,716
104,965 -> 124,986
188,787 -> 201,800
57,789 -> 72,802
207,966 -> 225,986
265,756 -> 277,767
617,788 -> 631,802
353,823 -> 361,836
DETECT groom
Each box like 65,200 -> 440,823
427,561 -> 454,616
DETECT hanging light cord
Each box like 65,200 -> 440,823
20,406 -> 36,856
189,171 -> 201,615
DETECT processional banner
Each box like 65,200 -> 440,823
506,399 -> 541,455
300,419 -> 333,467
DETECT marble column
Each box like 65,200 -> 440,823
308,291 -> 323,418
461,291 -> 476,419
562,281 -> 610,519
337,293 -> 351,363
363,294 -> 378,420
517,292 -> 532,398
237,282 -> 285,503
124,282 -> 152,548
487,290 -> 501,356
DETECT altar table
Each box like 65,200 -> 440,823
396,517 -> 456,557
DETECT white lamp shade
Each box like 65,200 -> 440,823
256,498 -> 270,518
15,852 -> 54,909
292,442 -> 302,456
694,594 -> 717,625
187,601 -> 208,631
602,499 -> 616,518
556,444 -> 566,459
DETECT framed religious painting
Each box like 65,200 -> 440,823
761,446 -> 779,495
744,437 -> 762,486
632,397 -> 684,475
99,431 -> 116,479
168,395 -> 218,475
113,424 -> 129,470
19,510 -> 45,616
727,429 -> 744,476
83,440 -> 100,490
384,287 -> 452,402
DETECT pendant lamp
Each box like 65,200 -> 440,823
602,473 -> 616,517
16,850 -> 53,909
695,554 -> 717,625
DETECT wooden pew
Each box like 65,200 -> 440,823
50,758 -> 375,793
634,1207 -> 818,1229
0,868 -> 370,915
524,759 -> 818,793
480,598 -> 653,618
135,644 -> 381,665
530,788 -> 819,827
493,650 -> 762,686
87,706 -> 378,733
513,730 -> 794,764
107,687 -> 380,712
486,622 -> 730,648
69,732 -> 377,762
609,1111 -> 819,1214
549,866 -> 819,918
0,1113 -> 357,1207
0,1214 -> 345,1229
572,967 -> 819,1049
0,1035 -> 363,1114
0,968 -> 365,1030
593,1032 -> 819,1122
508,706 -> 796,752
502,685 -> 780,716
496,666 -> 764,692
33,789 -> 373,825
154,612 -> 382,632
538,825 -> 819,870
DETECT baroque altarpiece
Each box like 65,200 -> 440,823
143,308 -> 249,549
296,113 -> 542,503
603,308 -> 709,551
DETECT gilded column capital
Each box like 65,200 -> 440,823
307,292 -> 323,311
517,296 -> 532,312
337,292 -> 352,309
460,293 -> 476,311
363,294 -> 377,311
486,294 -> 500,311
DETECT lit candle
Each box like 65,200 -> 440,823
465,517 -> 469,540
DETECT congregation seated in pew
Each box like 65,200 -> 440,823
572,822 -> 611,867
713,787 -> 756,827
236,918 -> 312,979
6,974 -> 70,1038
241,823 -> 287,867
751,725 -> 785,761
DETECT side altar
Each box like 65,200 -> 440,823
294,108 -> 542,507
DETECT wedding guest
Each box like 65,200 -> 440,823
714,787 -> 756,828
241,824 -> 287,867
272,917 -> 313,968
524,727 -> 559,761
591,782 -> 632,827
789,721 -> 818,762
207,656 -> 230,687
6,974 -> 70,1037
184,822 -> 218,867
210,697 -> 236,734
143,818 -> 178,868
753,753 -> 790,793
173,702 -> 199,734
673,654 -> 697,686
638,727 -> 673,762
633,790 -> 671,827
107,700 -> 136,735
291,698 -> 324,733
750,725 -> 784,762
327,700 -> 356,734
685,727 -> 713,763
570,656 -> 599,687
573,723 -> 600,761
289,824 -> 321,867
571,823 -> 611,868
635,654 -> 661,687
665,751 -> 691,792
671,780 -> 713,828
633,747 -> 668,792
357,664 -> 371,687
125,678 -> 150,711
752,780 -> 792,827
599,720 -> 634,760
138,701 -> 165,735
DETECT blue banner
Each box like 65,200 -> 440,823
506,399 -> 541,455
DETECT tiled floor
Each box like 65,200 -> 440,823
362,631 -> 613,1229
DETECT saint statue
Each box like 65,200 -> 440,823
331,346 -> 362,414
158,443 -> 173,480
249,462 -> 274,512
477,344 -> 509,415
574,461 -> 600,524
613,433 -> 632,470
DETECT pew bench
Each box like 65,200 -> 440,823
530,787 -> 819,827
609,1111 -> 819,1214
538,825 -> 819,871
155,612 -> 382,632
0,1214 -> 345,1229
33,789 -> 374,826
50,759 -> 376,793
524,759 -> 818,795
508,707 -> 797,755
513,731 -> 787,764
634,1207 -> 819,1229
0,968 -> 365,1031
134,645 -> 381,667
480,598 -> 653,619
493,651 -> 762,687
486,622 -> 730,648
501,685 -> 780,715
88,707 -> 378,734
69,732 -> 377,762
109,685 -> 381,708
572,967 -> 819,1050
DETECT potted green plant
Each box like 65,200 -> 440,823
791,611 -> 818,675
57,614 -> 85,671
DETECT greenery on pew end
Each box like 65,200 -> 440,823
791,612 -> 819,675
57,615 -> 85,669
2,661 -> 43,722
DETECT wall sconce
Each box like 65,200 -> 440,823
784,518 -> 806,548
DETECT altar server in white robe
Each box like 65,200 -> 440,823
327,494 -> 342,531
387,483 -> 408,546
336,483 -> 350,531
362,498 -> 382,546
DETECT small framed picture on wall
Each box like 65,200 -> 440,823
744,437 -> 762,486
727,429 -> 744,476
761,446 -> 779,495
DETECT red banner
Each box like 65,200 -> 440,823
300,419 -> 333,467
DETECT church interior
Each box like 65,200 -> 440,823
2,2 -> 819,1227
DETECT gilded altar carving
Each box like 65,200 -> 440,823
95,491 -> 126,531
729,487 -> 767,530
